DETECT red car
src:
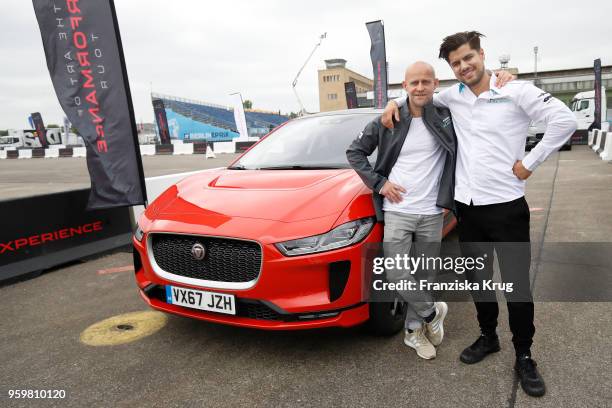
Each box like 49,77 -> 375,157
133,109 -> 456,334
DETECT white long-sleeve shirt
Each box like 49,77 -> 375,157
395,74 -> 577,205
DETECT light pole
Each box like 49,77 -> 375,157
533,46 -> 539,86
291,32 -> 326,115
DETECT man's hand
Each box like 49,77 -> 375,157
512,160 -> 532,180
381,101 -> 400,129
380,181 -> 406,203
494,70 -> 516,88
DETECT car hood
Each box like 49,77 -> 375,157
155,168 -> 365,223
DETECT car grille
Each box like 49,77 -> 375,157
150,234 -> 261,283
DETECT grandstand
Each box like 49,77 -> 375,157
152,93 -> 289,141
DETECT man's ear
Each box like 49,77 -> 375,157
479,48 -> 485,61
434,78 -> 440,89
402,80 -> 407,90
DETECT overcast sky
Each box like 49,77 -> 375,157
1,0 -> 610,129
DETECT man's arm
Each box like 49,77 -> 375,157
346,119 -> 407,202
516,84 -> 577,175
381,70 -> 516,129
346,119 -> 388,193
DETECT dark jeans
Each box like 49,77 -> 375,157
456,196 -> 535,356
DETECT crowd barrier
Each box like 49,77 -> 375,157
599,131 -> 612,160
596,132 -> 607,154
592,130 -> 604,152
588,130 -> 596,146
587,130 -> 612,161
0,189 -> 133,282
0,140 -> 240,159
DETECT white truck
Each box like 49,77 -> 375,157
570,87 -> 611,132
527,88 -> 610,149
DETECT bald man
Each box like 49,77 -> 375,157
347,62 -> 456,359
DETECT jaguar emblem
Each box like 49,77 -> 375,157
191,242 -> 206,260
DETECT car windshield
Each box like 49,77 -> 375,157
230,113 -> 379,170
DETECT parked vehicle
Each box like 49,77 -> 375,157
132,109 -> 455,335
569,88 -> 611,143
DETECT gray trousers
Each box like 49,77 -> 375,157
383,211 -> 443,330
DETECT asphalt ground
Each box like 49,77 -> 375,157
0,153 -> 242,201
1,146 -> 611,407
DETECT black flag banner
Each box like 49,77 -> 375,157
30,112 -> 48,147
593,58 -> 602,131
366,20 -> 388,109
152,99 -> 171,144
33,0 -> 146,209
344,82 -> 358,109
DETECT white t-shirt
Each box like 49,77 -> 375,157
382,117 -> 445,215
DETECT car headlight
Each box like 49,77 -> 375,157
134,223 -> 144,242
275,217 -> 375,256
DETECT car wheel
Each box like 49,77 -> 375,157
365,298 -> 407,336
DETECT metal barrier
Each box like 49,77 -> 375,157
1,140 -> 241,160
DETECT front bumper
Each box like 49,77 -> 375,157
132,226 -> 382,330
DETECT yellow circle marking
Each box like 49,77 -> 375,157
80,311 -> 167,346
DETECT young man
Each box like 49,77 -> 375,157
346,62 -> 454,360
381,31 -> 577,397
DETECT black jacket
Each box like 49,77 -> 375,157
346,100 -> 457,222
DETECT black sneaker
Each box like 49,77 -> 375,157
459,334 -> 501,364
515,354 -> 546,397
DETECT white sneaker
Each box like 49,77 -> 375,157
425,302 -> 448,346
404,327 -> 436,360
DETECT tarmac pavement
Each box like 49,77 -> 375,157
1,146 -> 610,407
0,153 -> 241,200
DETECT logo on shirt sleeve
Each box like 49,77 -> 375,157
537,92 -> 553,103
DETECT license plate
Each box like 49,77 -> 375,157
166,285 -> 236,315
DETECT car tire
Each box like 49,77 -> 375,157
365,299 -> 407,336
560,143 -> 572,151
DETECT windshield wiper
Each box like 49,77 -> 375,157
227,164 -> 248,170
257,165 -> 349,170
